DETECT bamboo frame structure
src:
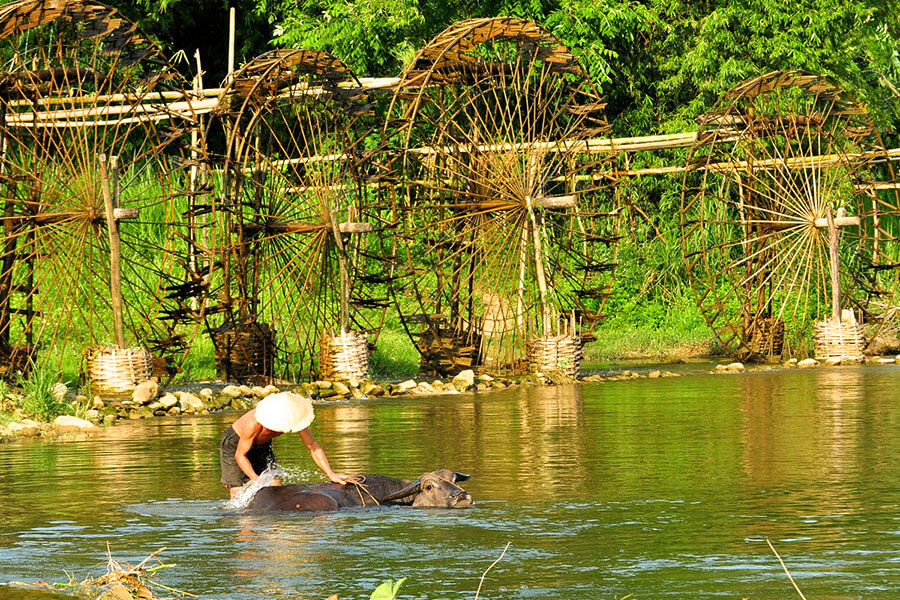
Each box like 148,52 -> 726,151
681,70 -> 900,361
385,17 -> 618,375
0,0 -> 200,379
1,5 -> 899,382
196,48 -> 391,382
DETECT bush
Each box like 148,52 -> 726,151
17,362 -> 69,422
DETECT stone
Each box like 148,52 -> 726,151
664,372 -> 679,377
84,409 -> 101,422
7,421 -> 40,437
351,387 -> 367,399
478,373 -> 494,382
362,382 -> 378,396
348,376 -> 361,389
896,355 -> 900,365
416,382 -> 437,395
476,383 -> 488,391
715,364 -> 728,372
493,381 -> 507,389
53,415 -> 95,431
103,415 -> 117,425
315,380 -> 333,389
798,358 -> 818,368
167,406 -> 182,416
147,401 -> 164,412
92,396 -> 105,408
221,385 -> 243,398
431,380 -> 445,391
131,380 -> 159,405
251,386 -> 270,398
159,394 -> 179,409
581,374 -> 604,382
318,387 -> 337,399
397,379 -> 418,393
231,397 -> 250,410
648,370 -> 662,378
199,388 -> 214,397
452,369 -> 476,392
179,394 -> 205,413
368,385 -> 385,397
877,356 -> 895,365
238,385 -> 253,395
301,382 -> 319,398
265,384 -> 280,395
824,357 -> 842,366
726,362 -> 745,373
50,382 -> 68,400
332,381 -> 351,396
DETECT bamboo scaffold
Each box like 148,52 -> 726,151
0,0 -> 199,379
192,49 -> 392,382
681,70 -> 900,361
385,17 -> 619,376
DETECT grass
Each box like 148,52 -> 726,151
17,361 -> 69,422
586,295 -> 718,362
370,327 -> 420,381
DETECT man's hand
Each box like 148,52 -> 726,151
329,472 -> 354,485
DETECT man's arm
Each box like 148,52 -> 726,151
234,423 -> 263,481
298,428 -> 352,484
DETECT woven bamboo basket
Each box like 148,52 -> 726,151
212,322 -> 276,382
748,317 -> 786,358
85,345 -> 154,395
319,331 -> 369,380
526,334 -> 583,378
814,319 -> 865,360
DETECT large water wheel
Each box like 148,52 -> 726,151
200,49 -> 390,382
386,17 -> 618,376
0,0 -> 197,377
681,71 -> 900,360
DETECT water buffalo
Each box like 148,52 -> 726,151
245,469 -> 474,511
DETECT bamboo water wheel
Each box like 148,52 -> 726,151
201,49 -> 390,382
386,17 -> 617,376
0,0 -> 197,379
681,71 -> 900,361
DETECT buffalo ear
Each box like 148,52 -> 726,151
382,478 -> 421,501
453,472 -> 470,482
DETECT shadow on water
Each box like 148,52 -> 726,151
1,364 -> 899,598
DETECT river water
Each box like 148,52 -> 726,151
1,363 -> 899,599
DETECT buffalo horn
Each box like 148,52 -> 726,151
453,472 -> 470,482
381,478 -> 421,501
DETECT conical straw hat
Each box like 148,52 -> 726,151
255,392 -> 315,433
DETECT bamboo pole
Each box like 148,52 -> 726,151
99,154 -> 126,348
227,7 -> 236,81
826,206 -> 841,322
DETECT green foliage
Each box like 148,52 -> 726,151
17,362 -> 68,422
370,577 -> 407,600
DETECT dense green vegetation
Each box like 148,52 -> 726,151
100,0 -> 900,360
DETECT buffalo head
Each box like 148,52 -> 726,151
381,469 -> 474,508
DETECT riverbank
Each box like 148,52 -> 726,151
2,350 -> 899,443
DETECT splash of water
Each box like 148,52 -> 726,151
223,465 -> 287,511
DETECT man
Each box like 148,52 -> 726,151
220,391 -> 352,498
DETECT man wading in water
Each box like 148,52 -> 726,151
220,391 -> 352,499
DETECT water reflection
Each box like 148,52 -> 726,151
1,365 -> 899,599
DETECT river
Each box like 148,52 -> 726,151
1,362 -> 899,599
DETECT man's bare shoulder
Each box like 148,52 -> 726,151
231,409 -> 260,438
232,409 -> 281,444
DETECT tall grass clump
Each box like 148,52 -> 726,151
17,362 -> 68,421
